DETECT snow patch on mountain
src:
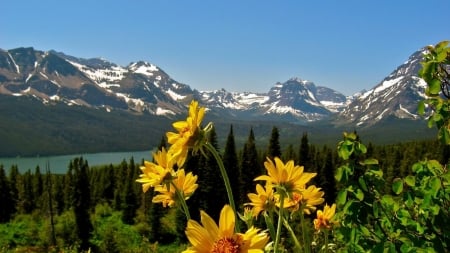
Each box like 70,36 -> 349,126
156,107 -> 175,116
68,60 -> 127,84
129,62 -> 159,77
167,88 -> 186,100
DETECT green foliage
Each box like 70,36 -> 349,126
334,131 -> 450,252
71,157 -> 93,251
91,203 -> 142,253
0,166 -> 14,223
222,125 -> 242,209
419,41 -> 450,144
267,126 -> 282,159
240,128 -> 262,206
0,214 -> 42,249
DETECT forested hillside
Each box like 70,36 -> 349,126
0,126 -> 447,252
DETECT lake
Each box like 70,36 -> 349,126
0,150 -> 154,174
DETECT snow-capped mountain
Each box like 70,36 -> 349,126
338,49 -> 427,127
0,47 -> 193,116
198,78 -> 347,122
0,46 -> 429,126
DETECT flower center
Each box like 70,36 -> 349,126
211,237 -> 240,253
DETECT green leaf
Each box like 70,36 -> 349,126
418,100 -> 426,115
429,177 -> 442,193
387,242 -> 396,253
404,175 -> 415,187
419,61 -> 434,80
392,178 -> 404,195
367,168 -> 383,178
359,225 -> 370,236
404,192 -> 414,208
358,177 -> 368,192
345,131 -> 357,141
427,159 -> 443,174
373,201 -> 380,218
381,195 -> 394,206
430,204 -> 440,215
357,142 -> 367,154
335,166 -> 344,181
412,162 -> 424,173
361,158 -> 379,165
438,127 -> 450,145
337,189 -> 347,206
432,112 -> 443,122
437,49 -> 447,61
354,189 -> 364,201
429,78 -> 442,95
338,145 -> 351,160
435,40 -> 450,51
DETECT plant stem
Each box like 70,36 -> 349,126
283,217 -> 302,252
274,193 -> 285,253
300,206 -> 311,253
324,229 -> 329,253
204,142 -> 239,232
172,181 -> 191,220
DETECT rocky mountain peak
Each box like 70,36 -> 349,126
338,48 -> 427,127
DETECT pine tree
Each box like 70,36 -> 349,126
53,175 -> 65,215
45,163 -> 57,246
33,166 -> 44,205
63,165 -> 75,210
223,125 -> 242,208
283,144 -> 297,161
122,157 -> 139,224
0,166 -> 14,223
114,160 -> 128,210
103,164 -> 116,203
18,169 -> 34,214
318,147 -> 336,204
8,165 -> 20,216
267,126 -> 281,159
298,132 -> 312,170
72,157 -> 93,251
240,128 -> 262,206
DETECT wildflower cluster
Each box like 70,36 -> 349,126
136,101 -> 207,217
136,100 -> 336,252
246,157 -> 335,252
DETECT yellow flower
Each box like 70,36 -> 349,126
136,147 -> 175,193
313,203 -> 336,230
167,100 -> 206,167
280,185 -> 325,214
255,157 -> 316,194
247,183 -> 275,217
152,169 -> 198,208
183,205 -> 269,253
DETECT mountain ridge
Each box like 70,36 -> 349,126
0,45 -> 437,157
0,46 -> 351,122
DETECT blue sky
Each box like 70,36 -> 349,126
2,0 -> 449,95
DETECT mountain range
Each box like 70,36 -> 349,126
0,46 -> 436,156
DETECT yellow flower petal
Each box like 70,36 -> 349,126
218,205 -> 235,238
200,210 -> 219,243
185,220 -> 214,251
184,205 -> 268,252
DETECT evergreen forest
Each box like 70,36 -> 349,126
0,125 -> 448,252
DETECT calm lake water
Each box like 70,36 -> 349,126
0,150 -> 154,174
